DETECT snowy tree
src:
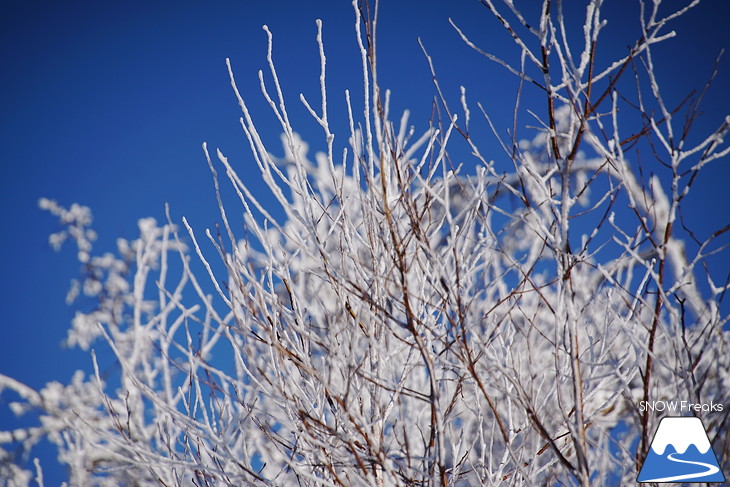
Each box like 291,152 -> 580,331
2,0 -> 729,485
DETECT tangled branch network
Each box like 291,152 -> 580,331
2,0 -> 729,485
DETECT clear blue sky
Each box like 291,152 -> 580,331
1,1 -> 728,482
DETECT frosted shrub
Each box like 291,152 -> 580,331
2,1 -> 729,485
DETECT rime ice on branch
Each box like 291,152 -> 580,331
2,1 -> 729,485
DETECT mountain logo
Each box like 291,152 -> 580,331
638,416 -> 725,483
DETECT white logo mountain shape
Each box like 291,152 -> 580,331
650,417 -> 712,455
638,417 -> 725,483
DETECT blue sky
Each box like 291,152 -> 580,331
1,0 -> 729,482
